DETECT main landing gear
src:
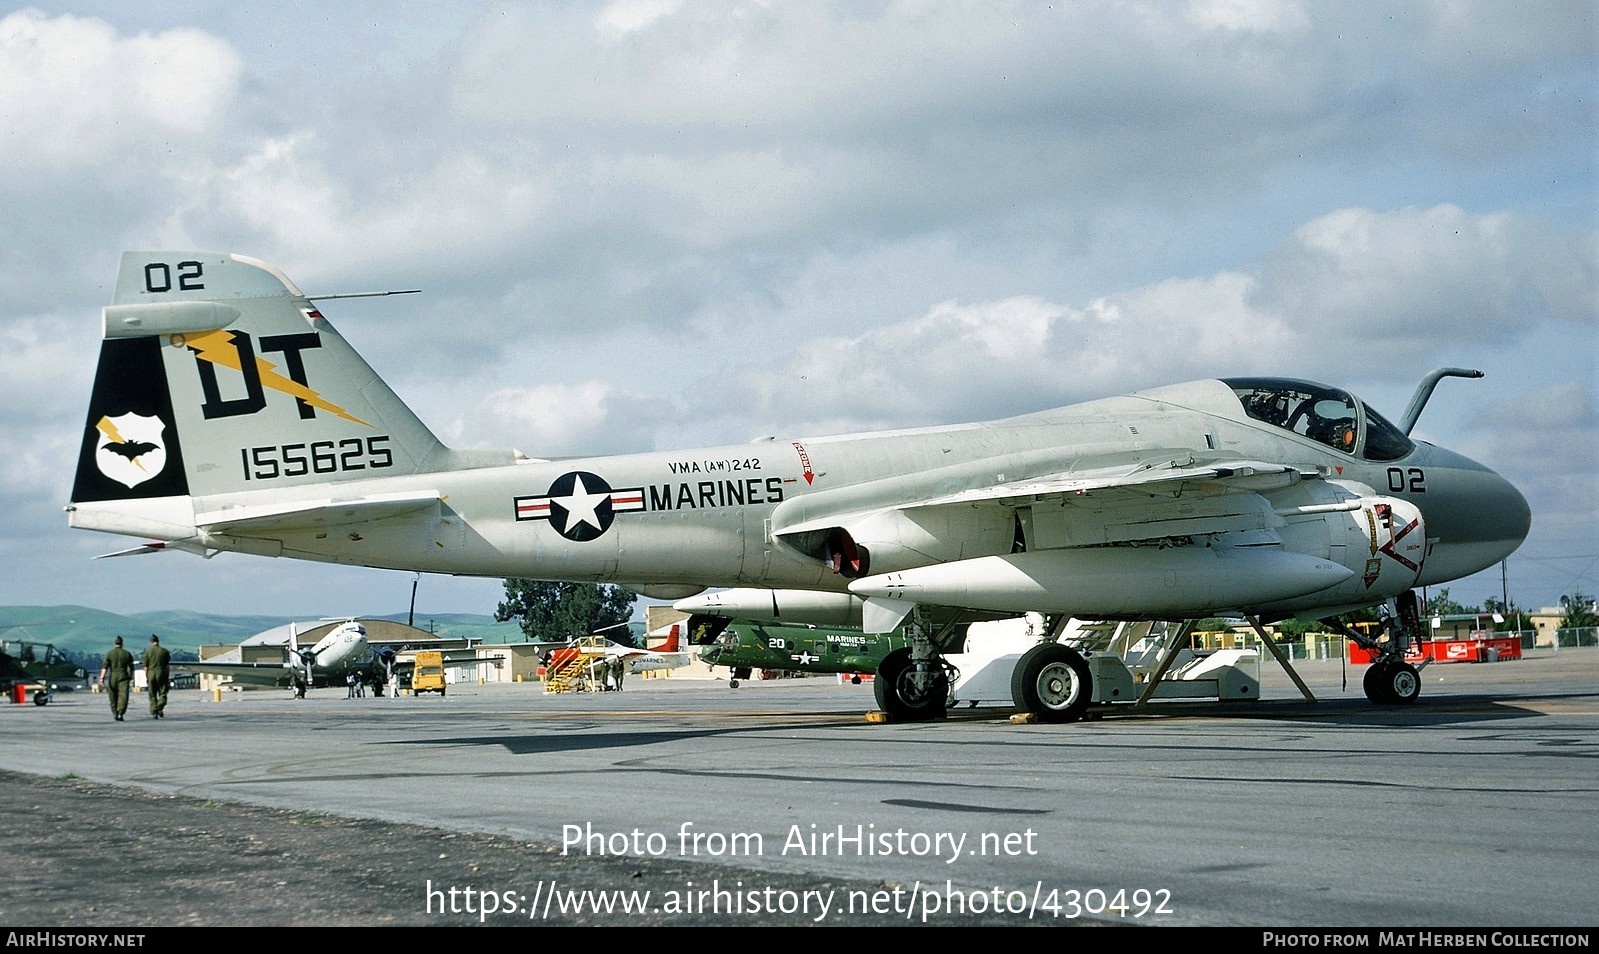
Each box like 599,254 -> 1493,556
1009,643 -> 1092,724
872,624 -> 1098,724
873,612 -> 1103,723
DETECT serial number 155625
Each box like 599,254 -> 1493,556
240,436 -> 394,481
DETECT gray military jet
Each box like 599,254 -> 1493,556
68,252 -> 1530,721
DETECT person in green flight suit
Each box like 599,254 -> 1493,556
99,636 -> 134,722
143,634 -> 171,719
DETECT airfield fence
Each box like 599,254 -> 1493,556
1554,626 -> 1599,648
1185,629 -> 1599,659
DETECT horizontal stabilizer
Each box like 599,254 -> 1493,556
93,539 -> 215,559
196,492 -> 441,534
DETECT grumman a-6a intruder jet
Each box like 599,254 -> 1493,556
69,252 -> 1531,722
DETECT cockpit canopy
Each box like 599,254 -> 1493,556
1223,377 -> 1414,461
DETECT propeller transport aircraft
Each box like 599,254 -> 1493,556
69,252 -> 1531,722
178,617 -> 492,698
178,618 -> 399,698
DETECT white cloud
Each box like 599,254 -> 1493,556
1252,206 -> 1598,354
724,205 -> 1593,432
0,9 -> 242,170
1185,0 -> 1310,33
449,381 -> 670,457
598,0 -> 687,36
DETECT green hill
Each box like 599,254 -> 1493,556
1,606 -> 522,666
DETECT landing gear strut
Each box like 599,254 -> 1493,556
1337,590 -> 1426,706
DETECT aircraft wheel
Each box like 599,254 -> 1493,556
1364,661 -> 1421,705
873,648 -> 948,721
1362,663 -> 1394,704
729,679 -> 740,688
32,690 -> 49,706
1011,644 -> 1092,723
1385,662 -> 1421,705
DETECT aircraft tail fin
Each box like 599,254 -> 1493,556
656,624 -> 682,654
71,252 -> 513,510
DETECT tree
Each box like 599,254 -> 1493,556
1422,588 -> 1476,618
494,580 -> 639,644
1480,598 -> 1522,632
1276,617 -> 1333,639
1558,591 -> 1598,630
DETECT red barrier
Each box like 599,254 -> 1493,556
1348,636 -> 1521,664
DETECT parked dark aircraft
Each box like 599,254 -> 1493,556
689,616 -> 906,687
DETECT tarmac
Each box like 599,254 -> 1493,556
1,649 -> 1595,929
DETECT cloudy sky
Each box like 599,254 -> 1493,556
2,1 -> 1594,623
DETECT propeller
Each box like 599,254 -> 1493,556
377,646 -> 397,695
286,623 -> 314,693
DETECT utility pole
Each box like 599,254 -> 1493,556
408,572 -> 420,628
1500,560 -> 1521,635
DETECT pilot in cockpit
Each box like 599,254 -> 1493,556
1245,392 -> 1290,428
1303,400 -> 1357,453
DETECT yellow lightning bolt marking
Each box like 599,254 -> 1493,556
184,330 -> 372,427
95,416 -> 147,471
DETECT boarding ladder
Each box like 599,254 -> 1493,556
543,653 -> 587,694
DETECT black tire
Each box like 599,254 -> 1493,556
728,678 -> 740,688
1010,644 -> 1093,723
1362,663 -> 1395,704
872,648 -> 948,721
32,690 -> 48,706
1364,660 -> 1421,705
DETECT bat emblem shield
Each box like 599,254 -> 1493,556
94,412 -> 168,488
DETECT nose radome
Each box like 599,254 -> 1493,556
1499,472 -> 1533,552
1413,448 -> 1531,586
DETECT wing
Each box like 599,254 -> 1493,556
384,651 -> 504,674
766,452 -> 1404,632
772,455 -> 1320,564
175,660 -> 296,687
